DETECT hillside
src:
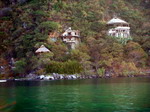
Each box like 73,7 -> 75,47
0,0 -> 150,78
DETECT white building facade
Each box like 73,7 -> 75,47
107,17 -> 132,44
61,27 -> 80,49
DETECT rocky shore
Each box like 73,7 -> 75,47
9,72 -> 149,82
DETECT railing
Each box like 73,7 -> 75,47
63,40 -> 76,43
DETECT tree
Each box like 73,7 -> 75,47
125,41 -> 148,67
51,41 -> 68,61
70,49 -> 91,75
45,60 -> 83,74
13,59 -> 27,75
90,21 -> 107,33
38,21 -> 60,33
97,68 -> 105,76
37,52 -> 54,66
87,37 -> 105,73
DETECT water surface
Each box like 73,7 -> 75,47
0,77 -> 150,112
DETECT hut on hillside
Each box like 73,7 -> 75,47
35,45 -> 50,53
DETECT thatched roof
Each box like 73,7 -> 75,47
35,45 -> 50,53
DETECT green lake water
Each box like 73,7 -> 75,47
0,77 -> 150,112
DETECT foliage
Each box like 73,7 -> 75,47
70,49 -> 91,75
120,61 -> 139,76
13,59 -> 27,75
0,0 -> 150,76
38,21 -> 60,33
97,68 -> 105,76
37,52 -> 54,67
51,41 -> 68,61
32,10 -> 48,17
45,60 -> 83,74
90,21 -> 107,32
125,41 -> 148,67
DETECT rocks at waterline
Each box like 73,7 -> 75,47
37,74 -> 80,80
25,73 -> 85,81
24,72 -> 112,81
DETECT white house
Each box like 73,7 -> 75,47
107,17 -> 131,39
61,27 -> 80,49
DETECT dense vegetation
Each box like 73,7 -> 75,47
0,0 -> 150,78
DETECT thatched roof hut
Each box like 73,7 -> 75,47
35,45 -> 50,53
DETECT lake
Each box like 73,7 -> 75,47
0,77 -> 150,112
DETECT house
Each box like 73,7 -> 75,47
61,27 -> 80,49
107,17 -> 132,44
35,45 -> 50,53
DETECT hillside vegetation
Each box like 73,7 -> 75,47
0,0 -> 150,78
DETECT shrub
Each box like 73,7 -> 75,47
97,68 -> 105,76
38,21 -> 60,33
13,59 -> 27,75
45,60 -> 83,74
90,21 -> 107,32
32,10 -> 48,16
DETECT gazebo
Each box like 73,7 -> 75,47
107,17 -> 132,44
107,17 -> 129,25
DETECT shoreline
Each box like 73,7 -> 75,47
2,73 -> 150,82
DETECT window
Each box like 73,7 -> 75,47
68,32 -> 71,36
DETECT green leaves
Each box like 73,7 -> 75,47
70,49 -> 91,74
46,60 -> 83,74
1,0 -> 150,77
38,21 -> 60,33
53,1 -> 67,11
32,10 -> 49,17
97,68 -> 105,76
13,58 -> 27,75
90,21 -> 107,32
125,41 -> 148,67
51,42 -> 68,61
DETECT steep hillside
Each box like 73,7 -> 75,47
0,0 -> 150,78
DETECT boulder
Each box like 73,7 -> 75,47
44,76 -> 54,80
39,75 -> 45,80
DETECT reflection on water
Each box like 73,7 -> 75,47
0,77 -> 150,112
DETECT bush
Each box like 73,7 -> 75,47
32,10 -> 48,16
53,1 -> 67,11
38,21 -> 60,33
13,59 -> 27,75
45,60 -> 83,74
97,68 -> 105,76
90,21 -> 107,32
